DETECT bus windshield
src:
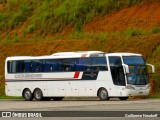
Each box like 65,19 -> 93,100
123,56 -> 149,85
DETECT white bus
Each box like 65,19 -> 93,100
5,51 -> 155,101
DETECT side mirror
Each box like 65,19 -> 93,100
122,64 -> 129,74
147,63 -> 155,74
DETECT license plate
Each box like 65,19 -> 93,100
139,92 -> 143,94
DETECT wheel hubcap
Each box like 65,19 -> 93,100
36,91 -> 41,99
101,90 -> 107,99
25,91 -> 30,99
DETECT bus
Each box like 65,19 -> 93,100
5,51 -> 155,101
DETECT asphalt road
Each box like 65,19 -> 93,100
0,98 -> 160,120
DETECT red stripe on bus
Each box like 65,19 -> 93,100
81,54 -> 87,57
73,72 -> 80,78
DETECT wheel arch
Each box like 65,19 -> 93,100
33,87 -> 42,93
97,87 -> 108,96
33,87 -> 44,96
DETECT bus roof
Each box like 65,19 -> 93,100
107,52 -> 142,56
5,51 -> 142,61
52,51 -> 104,56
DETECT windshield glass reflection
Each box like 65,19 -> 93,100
123,56 -> 149,85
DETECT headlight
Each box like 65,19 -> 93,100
146,84 -> 150,89
126,85 -> 135,90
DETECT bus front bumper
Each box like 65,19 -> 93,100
120,88 -> 149,97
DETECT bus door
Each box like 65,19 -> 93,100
109,56 -> 126,96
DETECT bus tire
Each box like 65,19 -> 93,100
34,88 -> 43,101
52,97 -> 64,101
119,97 -> 128,100
98,88 -> 109,101
23,89 -> 33,101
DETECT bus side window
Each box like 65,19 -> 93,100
30,60 -> 43,72
44,62 -> 50,72
7,61 -> 12,73
60,59 -> 71,71
37,62 -> 43,72
31,61 -> 37,72
90,57 -> 108,71
75,58 -> 90,71
70,60 -> 76,71
52,63 -> 58,71
44,59 -> 58,72
24,61 -> 31,72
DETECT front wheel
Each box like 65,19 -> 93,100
23,89 -> 33,101
34,88 -> 43,101
98,88 -> 109,101
119,97 -> 128,100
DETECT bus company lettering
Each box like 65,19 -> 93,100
15,74 -> 42,79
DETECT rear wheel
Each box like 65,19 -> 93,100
23,89 -> 33,101
98,88 -> 109,101
119,97 -> 128,100
34,88 -> 43,101
52,97 -> 64,101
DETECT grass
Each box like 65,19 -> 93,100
124,28 -> 143,38
67,27 -> 159,41
127,0 -> 143,6
9,4 -> 32,29
25,24 -> 36,34
2,26 -> 160,44
0,0 -> 146,34
68,32 -> 109,40
0,12 -> 9,31
148,94 -> 160,98
0,96 -> 23,99
1,26 -> 159,45
149,27 -> 160,34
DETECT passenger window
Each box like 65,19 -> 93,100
31,60 -> 43,72
60,59 -> 71,71
44,60 -> 58,72
24,61 -> 31,72
7,61 -> 12,73
75,58 -> 90,71
90,57 -> 108,71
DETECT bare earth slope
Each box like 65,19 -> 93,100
84,2 -> 160,33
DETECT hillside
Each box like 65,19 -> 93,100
0,0 -> 160,95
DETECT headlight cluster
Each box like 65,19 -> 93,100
146,84 -> 150,89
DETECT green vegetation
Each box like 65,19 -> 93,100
124,28 -> 143,38
25,24 -> 35,34
149,27 -> 160,34
0,0 -> 146,35
148,94 -> 160,98
65,27 -> 160,41
127,0 -> 143,6
148,45 -> 160,93
30,0 -> 124,34
0,12 -> 9,31
68,32 -> 109,40
2,26 -> 160,44
0,96 -> 23,99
